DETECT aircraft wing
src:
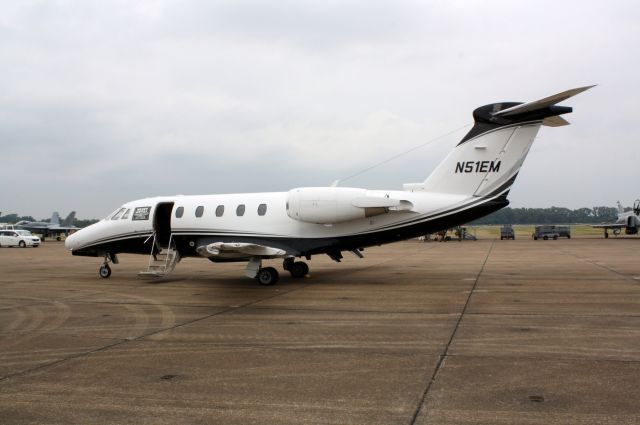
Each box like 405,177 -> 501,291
592,224 -> 625,229
48,225 -> 80,231
196,242 -> 287,259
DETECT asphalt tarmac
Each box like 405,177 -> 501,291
1,238 -> 639,424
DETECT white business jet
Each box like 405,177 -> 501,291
65,86 -> 593,284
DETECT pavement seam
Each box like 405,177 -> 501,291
409,239 -> 495,425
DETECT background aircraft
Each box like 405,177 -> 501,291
592,200 -> 640,237
16,211 -> 79,241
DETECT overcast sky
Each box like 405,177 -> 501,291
1,0 -> 637,219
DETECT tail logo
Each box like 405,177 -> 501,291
455,161 -> 501,174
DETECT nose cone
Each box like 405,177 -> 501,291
64,230 -> 79,250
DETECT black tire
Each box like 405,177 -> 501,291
567,235 -> 571,239
533,236 -> 538,240
19,240 -> 26,248
553,235 -> 558,240
282,258 -> 294,271
543,236 -> 548,240
290,261 -> 309,278
257,267 -> 279,285
99,264 -> 112,279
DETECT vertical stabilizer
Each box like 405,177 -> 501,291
62,211 -> 76,226
417,86 -> 593,198
50,212 -> 60,225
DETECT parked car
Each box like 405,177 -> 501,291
500,225 -> 515,240
0,230 -> 41,247
532,225 -> 559,240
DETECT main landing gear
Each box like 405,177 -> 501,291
246,257 -> 310,285
283,258 -> 309,279
256,267 -> 279,285
99,253 -> 118,279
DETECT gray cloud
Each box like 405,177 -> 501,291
1,0 -> 638,219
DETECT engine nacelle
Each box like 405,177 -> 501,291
286,187 -> 407,224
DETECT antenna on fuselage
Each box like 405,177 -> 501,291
336,122 -> 472,186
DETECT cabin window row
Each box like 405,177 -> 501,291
174,204 -> 268,218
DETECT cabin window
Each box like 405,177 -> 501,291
258,203 -> 267,216
111,208 -> 125,220
236,204 -> 245,216
216,205 -> 224,217
121,209 -> 130,220
175,206 -> 184,218
195,206 -> 204,218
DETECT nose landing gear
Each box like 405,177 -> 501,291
99,264 -> 111,278
99,253 -> 118,279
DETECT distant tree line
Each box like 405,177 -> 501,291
0,214 -> 36,223
0,213 -> 99,228
0,206 -> 625,227
471,206 -> 621,225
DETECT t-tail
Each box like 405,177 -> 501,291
413,86 -> 594,200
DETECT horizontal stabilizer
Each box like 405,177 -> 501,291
493,85 -> 595,117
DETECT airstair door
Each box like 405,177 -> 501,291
153,202 -> 174,249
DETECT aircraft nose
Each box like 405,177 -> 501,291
64,231 -> 79,250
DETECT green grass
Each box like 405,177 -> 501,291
463,224 -> 607,239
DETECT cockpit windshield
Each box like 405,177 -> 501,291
107,207 -> 126,220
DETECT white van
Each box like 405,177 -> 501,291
0,230 -> 41,247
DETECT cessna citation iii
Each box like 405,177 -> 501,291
66,86 -> 593,285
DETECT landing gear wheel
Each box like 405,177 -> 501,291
283,258 -> 294,271
290,261 -> 309,278
99,264 -> 112,279
257,267 -> 279,285
19,241 -> 26,248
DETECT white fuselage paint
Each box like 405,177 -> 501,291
65,190 -> 470,252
